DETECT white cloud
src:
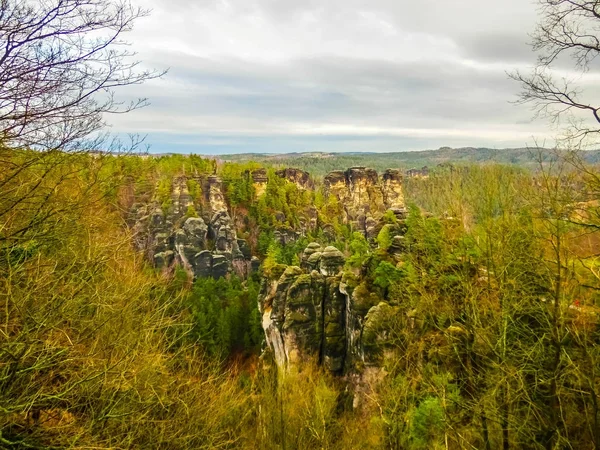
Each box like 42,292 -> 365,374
106,0 -> 563,153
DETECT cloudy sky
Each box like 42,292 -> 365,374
111,0 -> 555,154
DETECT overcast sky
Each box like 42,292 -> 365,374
111,0 -> 556,154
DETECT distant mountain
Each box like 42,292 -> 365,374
217,147 -> 600,177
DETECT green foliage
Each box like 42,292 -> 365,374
187,178 -> 203,203
5,147 -> 600,449
187,276 -> 263,357
376,224 -> 394,251
346,232 -> 370,268
218,148 -> 596,176
156,177 -> 173,212
410,397 -> 445,449
185,204 -> 199,218
382,209 -> 399,224
373,260 -> 404,292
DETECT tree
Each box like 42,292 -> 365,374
512,0 -> 600,143
0,0 -> 163,151
0,0 -> 163,256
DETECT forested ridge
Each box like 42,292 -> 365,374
217,147 -> 600,177
2,148 -> 600,449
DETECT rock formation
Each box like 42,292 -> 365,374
130,165 -> 406,286
249,168 -> 268,197
259,235 -> 406,375
382,169 -> 405,209
276,168 -> 313,190
260,245 -> 348,373
129,165 -> 410,381
131,174 -> 253,279
323,167 -> 406,234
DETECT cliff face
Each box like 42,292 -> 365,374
276,168 -> 313,190
382,169 -> 405,209
131,174 -> 255,279
259,245 -> 348,373
323,167 -> 405,234
259,234 -> 406,375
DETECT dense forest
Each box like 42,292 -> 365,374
2,148 -> 600,449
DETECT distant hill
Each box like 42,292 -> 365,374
217,147 -> 600,177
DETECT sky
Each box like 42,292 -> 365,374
109,0 -> 558,154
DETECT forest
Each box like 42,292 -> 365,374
219,147 -> 600,177
2,148 -> 600,449
3,0 -> 600,448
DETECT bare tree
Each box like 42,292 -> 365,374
0,0 -> 164,253
0,0 -> 164,151
512,0 -> 600,143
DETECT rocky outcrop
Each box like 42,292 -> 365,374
249,168 -> 268,197
259,241 -> 403,375
260,244 -> 349,373
323,167 -> 406,233
276,168 -> 313,190
131,166 -> 406,283
274,228 -> 301,246
382,169 -> 405,209
206,175 -> 227,213
131,175 -> 253,279
406,166 -> 430,178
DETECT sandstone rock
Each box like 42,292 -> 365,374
210,211 -> 236,253
306,252 -> 322,271
389,235 -> 406,256
319,246 -> 345,276
362,302 -> 399,365
170,176 -> 194,220
323,276 -> 346,373
236,239 -> 251,259
153,251 -> 174,269
211,254 -> 229,279
283,273 -> 323,354
206,175 -> 227,213
152,232 -> 170,254
365,216 -> 379,241
260,244 -> 348,374
249,168 -> 268,197
132,175 -> 253,280
382,169 -> 405,209
276,168 -> 313,190
321,224 -> 336,242
301,242 -> 322,269
150,207 -> 164,227
306,206 -> 318,231
182,217 -> 208,244
193,250 -> 213,278
274,228 -> 299,246
323,167 -> 406,231
303,242 -> 322,256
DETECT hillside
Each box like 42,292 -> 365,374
217,147 -> 600,176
